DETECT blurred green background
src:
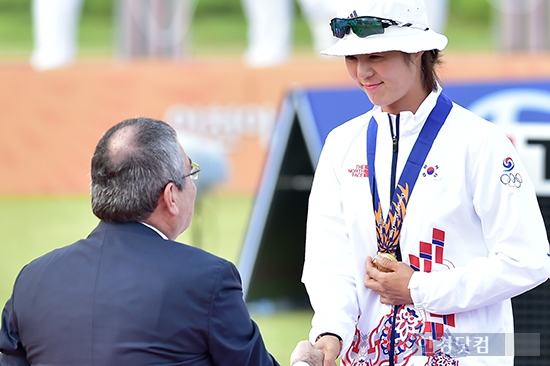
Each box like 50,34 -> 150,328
0,0 -> 497,364
0,0 -> 496,58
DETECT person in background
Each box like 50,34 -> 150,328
0,117 -> 284,366
30,0 -> 84,71
290,0 -> 550,365
241,0 -> 337,68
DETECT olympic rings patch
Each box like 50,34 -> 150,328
500,172 -> 523,188
500,157 -> 522,188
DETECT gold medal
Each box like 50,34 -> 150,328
372,252 -> 398,272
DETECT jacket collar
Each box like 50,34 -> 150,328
371,86 -> 443,139
91,220 -> 166,239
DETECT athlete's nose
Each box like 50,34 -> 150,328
356,57 -> 374,80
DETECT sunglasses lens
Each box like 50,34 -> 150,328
352,18 -> 385,38
330,18 -> 349,39
330,17 -> 386,39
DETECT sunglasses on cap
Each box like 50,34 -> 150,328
330,16 -> 428,39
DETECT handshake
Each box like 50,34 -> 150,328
290,340 -> 325,366
291,332 -> 342,366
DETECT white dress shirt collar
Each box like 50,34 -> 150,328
140,222 -> 168,240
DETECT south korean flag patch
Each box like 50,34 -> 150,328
421,163 -> 441,180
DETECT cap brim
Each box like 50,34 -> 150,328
320,27 -> 448,56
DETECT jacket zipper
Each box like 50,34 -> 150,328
388,113 -> 400,366
389,114 -> 400,200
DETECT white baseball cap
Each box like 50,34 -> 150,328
321,0 -> 448,56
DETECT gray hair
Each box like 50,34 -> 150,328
91,117 -> 186,222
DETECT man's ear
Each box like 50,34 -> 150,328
161,182 -> 179,216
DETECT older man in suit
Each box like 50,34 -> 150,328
0,117 -> 294,365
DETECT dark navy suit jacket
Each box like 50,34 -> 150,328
0,221 -> 279,366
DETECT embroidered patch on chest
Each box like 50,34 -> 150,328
421,164 -> 441,180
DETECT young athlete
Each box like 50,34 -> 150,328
290,0 -> 550,365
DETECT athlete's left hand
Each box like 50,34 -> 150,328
364,255 -> 414,305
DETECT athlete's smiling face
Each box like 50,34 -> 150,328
345,51 -> 428,115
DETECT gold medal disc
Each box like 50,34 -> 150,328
372,252 -> 398,272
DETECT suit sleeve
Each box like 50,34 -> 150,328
0,297 -> 30,366
207,261 -> 279,366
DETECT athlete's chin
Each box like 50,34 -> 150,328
364,94 -> 389,109
362,89 -> 385,107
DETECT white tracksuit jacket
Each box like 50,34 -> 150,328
302,88 -> 550,365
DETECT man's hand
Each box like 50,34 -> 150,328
290,340 -> 324,366
291,334 -> 341,366
364,255 -> 414,305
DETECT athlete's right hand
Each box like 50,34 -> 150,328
313,334 -> 341,366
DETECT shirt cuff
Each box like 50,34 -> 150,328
292,362 -> 312,366
408,271 -> 425,309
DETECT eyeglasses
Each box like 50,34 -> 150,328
183,160 -> 200,181
330,16 -> 427,39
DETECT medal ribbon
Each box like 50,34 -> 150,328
366,93 -> 453,258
